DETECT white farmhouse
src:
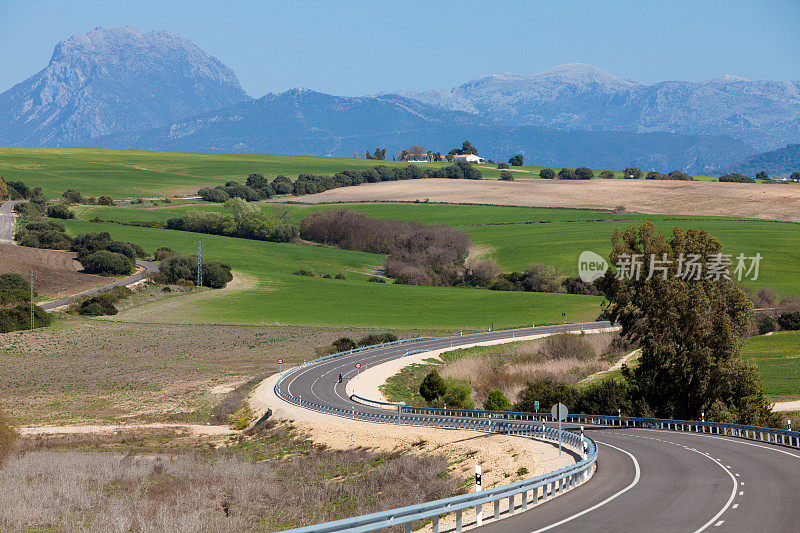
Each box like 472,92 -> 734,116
453,154 -> 485,163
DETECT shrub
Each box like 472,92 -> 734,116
201,261 -> 234,288
420,371 -> 447,402
574,167 -> 594,180
367,276 -> 386,283
271,175 -> 294,195
98,195 -> 115,206
514,379 -> 580,412
623,166 -> 643,179
78,296 -> 118,316
538,332 -> 596,360
483,390 -> 510,411
71,232 -> 112,259
443,383 -> 474,409
0,304 -> 51,333
508,154 -> 524,166
157,255 -> 232,288
153,247 -> 177,261
358,333 -> 398,347
539,168 -> 556,179
106,240 -> 137,260
334,272 -> 346,280
293,269 -> 315,277
46,202 -> 74,219
668,170 -> 693,181
557,168 -> 577,180
499,170 -> 514,181
755,313 -> 776,335
198,187 -> 230,202
0,273 -> 32,305
497,162 -> 510,169
521,263 -> 563,293
332,337 -> 357,353
271,224 -> 299,242
645,171 -> 670,180
575,380 -> 631,415
778,311 -> 800,331
61,188 -> 83,204
719,173 -> 755,183
80,251 -> 134,276
599,170 -> 615,179
15,221 -> 72,250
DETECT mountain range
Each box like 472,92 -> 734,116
1,27 -> 798,175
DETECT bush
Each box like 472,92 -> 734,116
80,251 -> 134,276
198,187 -> 230,202
599,170 -> 615,179
153,247 -> 177,261
497,162 -> 509,169
623,166 -> 643,179
574,167 -> 594,180
508,154 -> 524,166
420,371 -> 447,402
0,304 -> 51,333
515,379 -> 580,412
106,240 -> 137,260
332,337 -> 357,353
271,175 -> 293,195
483,390 -> 510,411
367,276 -> 386,283
668,170 -> 693,181
557,168 -> 577,180
645,171 -> 670,180
499,170 -> 514,181
539,168 -> 555,179
46,202 -> 74,219
293,269 -> 315,277
0,273 -> 32,305
443,382 -> 474,409
521,263 -> 563,293
98,195 -> 115,206
719,173 -> 755,183
538,332 -> 596,360
157,255 -> 232,288
755,313 -> 776,335
271,224 -> 299,242
358,333 -> 398,347
575,380 -> 631,415
334,272 -> 346,280
15,221 -> 72,250
71,232 -> 112,259
78,296 -> 118,316
62,188 -> 83,204
202,260 -> 234,288
778,311 -> 800,331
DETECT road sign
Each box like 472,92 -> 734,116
551,403 -> 568,421
551,403 -> 568,457
277,358 -> 283,364
534,400 -> 540,412
355,362 -> 361,369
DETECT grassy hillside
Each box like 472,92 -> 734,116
743,331 -> 800,400
0,147 -> 717,199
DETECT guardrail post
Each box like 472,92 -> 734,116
522,490 -> 528,510
456,510 -> 462,532
508,494 -> 515,515
404,522 -> 412,533
432,515 -> 439,533
494,499 -> 500,519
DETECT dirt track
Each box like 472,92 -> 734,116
291,178 -> 800,222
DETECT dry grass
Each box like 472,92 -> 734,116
439,333 -> 618,405
0,318 -> 445,425
0,243 -> 107,299
292,178 -> 800,222
0,421 -> 460,532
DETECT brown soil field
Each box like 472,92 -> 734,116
289,178 -> 800,222
0,318 -> 445,426
0,244 -> 107,299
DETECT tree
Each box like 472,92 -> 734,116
778,312 -> 800,331
521,263 -> 563,293
62,188 -> 83,204
483,390 -> 510,411
755,170 -> 768,180
443,383 -> 474,409
461,140 -> 478,155
499,170 -> 514,181
599,170 -> 615,179
445,154 -> 454,162
719,173 -> 755,183
80,251 -> 133,276
576,380 -> 631,415
575,167 -> 594,180
623,166 -> 643,179
46,203 -> 74,219
515,379 -> 580,412
508,154 -> 524,166
791,172 -> 800,181
601,222 -> 777,425
497,162 -> 509,169
557,168 -> 577,180
539,168 -> 555,179
420,371 -> 447,402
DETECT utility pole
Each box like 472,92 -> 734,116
29,269 -> 34,331
196,240 -> 203,288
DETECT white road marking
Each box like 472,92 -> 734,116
739,491 -> 744,496
714,521 -> 724,527
732,504 -> 739,509
529,441 -> 640,533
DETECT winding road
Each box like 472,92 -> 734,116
281,325 -> 800,532
0,200 -> 159,309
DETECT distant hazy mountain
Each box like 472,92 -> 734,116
91,88 -> 755,173
726,143 -> 800,177
0,27 -> 249,146
399,64 -> 800,151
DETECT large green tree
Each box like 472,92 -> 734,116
601,222 -> 777,425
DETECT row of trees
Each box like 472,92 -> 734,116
153,252 -> 233,289
166,200 -> 298,243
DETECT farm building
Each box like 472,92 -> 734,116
453,154 -> 484,163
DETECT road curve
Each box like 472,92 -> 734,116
282,325 -> 800,532
0,200 -> 23,244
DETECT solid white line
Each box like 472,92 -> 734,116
529,441 -> 640,533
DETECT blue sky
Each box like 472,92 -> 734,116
1,0 -> 798,97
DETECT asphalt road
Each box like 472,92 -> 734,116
0,200 -> 23,244
281,325 -> 800,532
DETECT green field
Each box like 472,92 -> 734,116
0,147 -> 723,200
0,147 -> 537,199
743,331 -> 800,400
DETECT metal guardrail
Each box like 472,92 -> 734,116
350,393 -> 402,411
274,336 -> 598,533
401,405 -> 800,449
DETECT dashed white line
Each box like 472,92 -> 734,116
714,521 -> 724,527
